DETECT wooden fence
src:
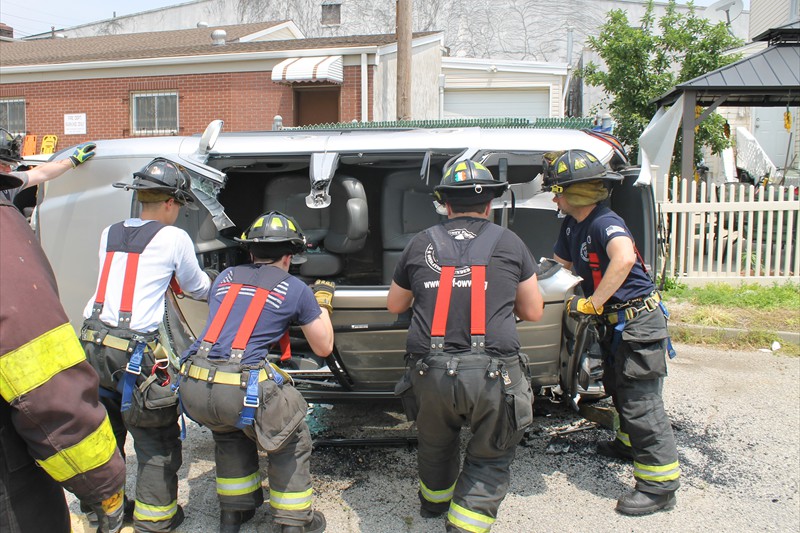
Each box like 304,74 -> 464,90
658,177 -> 800,286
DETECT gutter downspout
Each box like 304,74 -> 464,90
361,53 -> 368,122
438,74 -> 445,120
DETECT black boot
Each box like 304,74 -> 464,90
616,490 -> 676,516
280,510 -> 326,533
597,439 -> 633,461
219,509 -> 256,533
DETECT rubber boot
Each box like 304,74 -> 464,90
596,439 -> 633,461
280,510 -> 326,533
616,490 -> 676,516
219,509 -> 256,533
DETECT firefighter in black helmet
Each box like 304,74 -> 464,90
80,158 -> 212,532
179,211 -> 333,533
388,160 -> 544,532
545,149 -> 680,516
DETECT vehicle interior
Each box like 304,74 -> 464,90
165,142 -> 650,400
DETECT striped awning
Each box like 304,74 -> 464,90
271,56 -> 344,84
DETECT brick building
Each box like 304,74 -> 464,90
0,22 -> 443,152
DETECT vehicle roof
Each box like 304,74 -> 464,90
73,127 -> 618,166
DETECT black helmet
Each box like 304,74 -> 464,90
434,160 -> 508,205
0,128 -> 22,165
235,211 -> 307,259
113,158 -> 197,209
541,149 -> 622,193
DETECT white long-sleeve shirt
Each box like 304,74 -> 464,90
83,218 -> 210,333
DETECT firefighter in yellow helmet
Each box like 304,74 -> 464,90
545,149 -> 680,516
388,160 -> 544,532
179,211 -> 333,533
0,170 -> 126,532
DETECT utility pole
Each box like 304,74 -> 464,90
396,0 -> 412,121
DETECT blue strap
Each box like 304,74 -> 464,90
235,369 -> 261,429
98,387 -> 121,401
659,301 -> 678,359
610,311 -> 626,354
120,342 -> 145,412
271,365 -> 284,386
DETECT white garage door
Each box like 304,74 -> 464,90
444,89 -> 550,120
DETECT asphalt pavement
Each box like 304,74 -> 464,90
67,343 -> 800,532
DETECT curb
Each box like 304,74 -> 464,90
671,323 -> 800,346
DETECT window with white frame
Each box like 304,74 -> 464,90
131,91 -> 178,135
0,98 -> 26,136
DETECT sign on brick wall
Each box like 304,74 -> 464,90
64,113 -> 86,135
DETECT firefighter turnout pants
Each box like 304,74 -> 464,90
178,355 -> 314,529
601,309 -> 680,495
1,402 -> 72,533
82,330 -> 183,532
396,352 -> 533,533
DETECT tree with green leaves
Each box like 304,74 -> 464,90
581,0 -> 742,170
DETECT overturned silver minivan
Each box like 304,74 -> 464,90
37,122 -> 656,405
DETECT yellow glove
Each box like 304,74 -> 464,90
311,279 -> 335,315
88,489 -> 124,533
566,296 -> 603,318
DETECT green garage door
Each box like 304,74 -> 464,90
444,88 -> 549,120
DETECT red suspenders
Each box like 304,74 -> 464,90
430,265 -> 487,352
200,282 -> 292,360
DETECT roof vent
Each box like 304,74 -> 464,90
197,21 -> 209,28
211,29 -> 227,46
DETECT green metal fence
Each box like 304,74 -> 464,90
289,117 -> 594,131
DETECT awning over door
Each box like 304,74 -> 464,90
271,56 -> 344,84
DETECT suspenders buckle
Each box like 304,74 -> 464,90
446,357 -> 460,377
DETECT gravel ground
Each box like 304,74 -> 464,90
68,343 -> 800,533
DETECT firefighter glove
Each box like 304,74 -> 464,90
90,489 -> 125,533
311,279 -> 335,315
69,142 -> 97,167
566,296 -> 603,318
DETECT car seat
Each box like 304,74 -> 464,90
380,169 -> 444,284
264,173 -> 368,277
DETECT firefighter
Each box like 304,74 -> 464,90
179,211 -> 333,533
387,160 -> 544,533
80,159 -> 212,532
544,149 -> 679,515
0,127 -> 97,204
0,171 -> 126,532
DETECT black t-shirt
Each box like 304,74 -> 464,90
393,217 -> 538,356
553,205 -> 654,303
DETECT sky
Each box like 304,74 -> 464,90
2,0 -> 751,39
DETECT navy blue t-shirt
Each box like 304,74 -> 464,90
183,264 -> 321,366
554,205 -> 653,304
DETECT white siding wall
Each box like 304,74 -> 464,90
373,39 -> 442,121
749,0 -> 792,39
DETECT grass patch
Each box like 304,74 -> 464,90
664,282 -> 800,310
687,307 -> 738,328
670,325 -> 800,356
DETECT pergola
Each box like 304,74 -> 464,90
653,21 -> 800,180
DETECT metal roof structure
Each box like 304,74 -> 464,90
652,20 -> 800,179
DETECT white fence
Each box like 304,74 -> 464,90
658,177 -> 800,286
